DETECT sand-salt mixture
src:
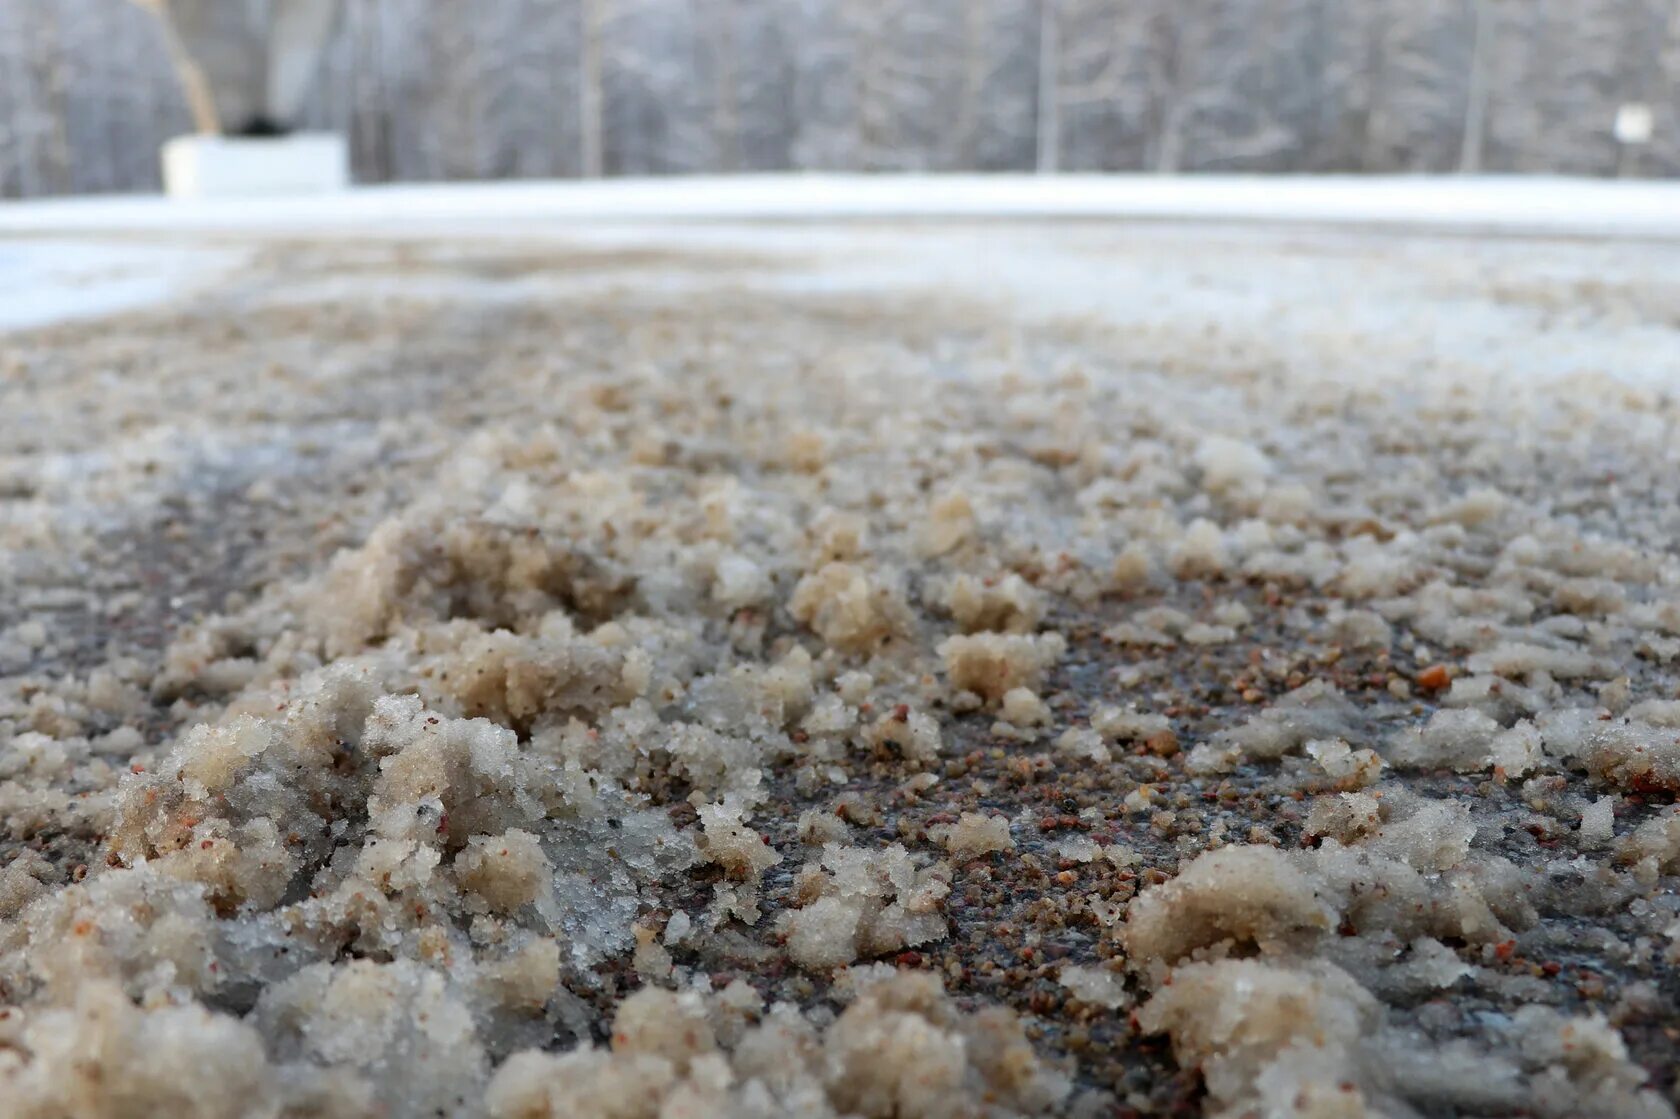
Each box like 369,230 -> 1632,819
3,225 -> 1680,1118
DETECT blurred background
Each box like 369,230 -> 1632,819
2,0 -> 1678,198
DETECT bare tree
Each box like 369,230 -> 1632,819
953,0 -> 991,169
0,0 -> 44,196
1041,0 -> 1155,173
580,0 -> 607,176
1458,0 -> 1492,172
32,2 -> 73,192
341,0 -> 394,179
706,0 -> 743,172
1035,0 -> 1060,172
1649,0 -> 1680,174
1331,0 -> 1398,172
1141,0 -> 1224,173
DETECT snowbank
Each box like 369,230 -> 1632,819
3,174 -> 1679,239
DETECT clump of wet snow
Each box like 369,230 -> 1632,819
4,225 -> 1680,1117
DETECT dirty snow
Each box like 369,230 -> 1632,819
3,183 -> 1680,1118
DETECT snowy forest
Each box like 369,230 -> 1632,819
3,0 -> 1680,197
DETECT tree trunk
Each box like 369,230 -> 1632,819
1356,12 -> 1392,172
955,0 -> 986,169
710,0 -> 740,172
1458,0 -> 1491,174
579,0 -> 604,176
38,3 -> 72,192
1035,0 -> 1059,173
1156,100 -> 1188,174
4,4 -> 41,196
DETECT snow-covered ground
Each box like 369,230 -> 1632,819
6,180 -> 1680,1119
6,176 -> 1678,387
5,174 -> 1680,238
0,239 -> 234,332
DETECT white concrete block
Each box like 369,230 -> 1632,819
161,133 -> 349,199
